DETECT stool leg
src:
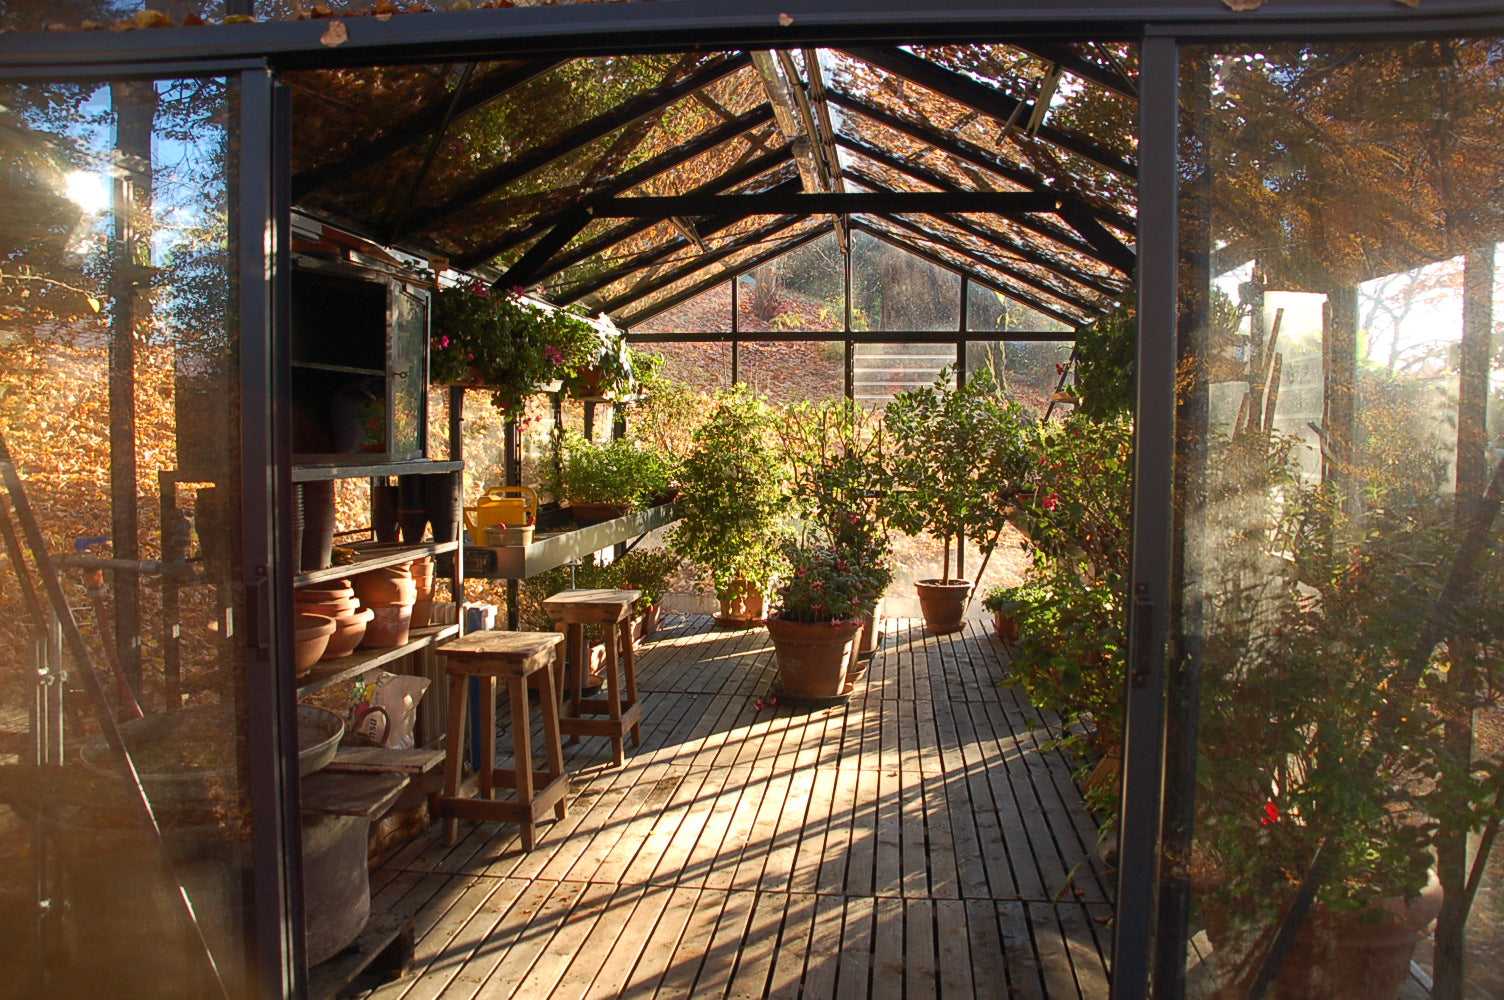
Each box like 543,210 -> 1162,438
479,675 -> 497,801
603,622 -> 624,767
442,671 -> 469,845
566,622 -> 584,745
509,675 -> 535,850
536,661 -> 567,822
621,620 -> 642,746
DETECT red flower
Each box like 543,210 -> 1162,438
1261,800 -> 1280,825
1043,494 -> 1060,511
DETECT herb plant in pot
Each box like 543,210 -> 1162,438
614,547 -> 684,639
667,388 -> 789,624
981,584 -> 1023,644
553,431 -> 673,525
883,367 -> 1036,632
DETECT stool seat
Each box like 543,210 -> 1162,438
543,588 -> 644,767
436,630 -> 567,849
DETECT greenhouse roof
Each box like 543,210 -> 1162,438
285,43 -> 1139,329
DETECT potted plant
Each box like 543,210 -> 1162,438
882,366 -> 1035,632
552,431 -> 674,524
766,538 -> 885,700
565,320 -> 636,400
779,399 -> 895,667
614,547 -> 684,639
667,387 -> 789,624
429,278 -> 603,420
981,583 -> 1023,643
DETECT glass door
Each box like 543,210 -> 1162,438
1158,32 -> 1504,1000
0,68 -> 293,998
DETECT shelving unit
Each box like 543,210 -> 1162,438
295,539 -> 459,588
479,503 -> 681,580
293,459 -> 462,483
296,624 -> 460,695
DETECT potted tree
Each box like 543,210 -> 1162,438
882,367 -> 1035,632
429,278 -> 604,420
667,387 -> 789,624
552,431 -> 674,525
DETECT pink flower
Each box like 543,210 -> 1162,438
542,344 -> 564,365
437,335 -> 450,349
1043,494 -> 1060,511
471,283 -> 489,298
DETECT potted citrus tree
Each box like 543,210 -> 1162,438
667,387 -> 789,624
882,366 -> 1035,632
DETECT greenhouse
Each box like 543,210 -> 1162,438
0,2 -> 1502,999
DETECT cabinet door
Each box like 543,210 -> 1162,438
387,281 -> 429,461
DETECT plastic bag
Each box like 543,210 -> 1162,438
349,670 -> 430,749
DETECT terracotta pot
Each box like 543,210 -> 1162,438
636,603 -> 659,640
847,599 -> 883,683
767,616 -> 862,698
300,480 -> 337,572
993,610 -> 1020,644
294,613 -> 336,675
296,595 -> 360,618
370,484 -> 400,544
321,607 -> 375,660
295,582 -> 353,601
569,501 -> 633,525
915,579 -> 972,633
353,571 -> 417,607
1203,871 -> 1443,1000
360,603 -> 413,649
714,579 -> 765,625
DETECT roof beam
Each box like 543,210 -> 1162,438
453,112 -> 781,272
871,210 -> 1100,313
619,225 -> 832,329
1011,41 -> 1137,98
493,206 -> 595,290
839,46 -> 1137,180
591,189 -> 1059,220
523,155 -> 798,290
825,89 -> 1136,234
836,134 -> 1129,287
600,215 -> 813,314
1056,199 -> 1137,274
852,220 -> 1085,328
291,58 -> 561,202
393,51 -> 751,238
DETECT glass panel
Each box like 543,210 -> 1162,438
851,230 -> 962,332
966,281 -> 1074,335
629,342 -> 732,393
0,76 -> 253,996
852,342 -> 956,409
1170,38 -> 1504,998
389,283 -> 429,460
738,340 -> 845,405
1,3 -> 223,31
966,340 -> 1075,418
735,233 -> 845,333
629,286 -> 733,334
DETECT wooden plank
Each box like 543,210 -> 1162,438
646,762 -> 735,888
686,888 -> 757,998
920,770 -> 961,901
650,887 -> 729,999
309,913 -> 414,1000
903,897 -> 938,1000
934,898 -> 975,1000
758,764 -> 815,893
729,768 -> 792,893
846,768 -> 880,897
874,767 -> 904,897
870,895 -> 906,1000
390,878 -> 530,1000
557,882 -> 663,1000
616,886 -> 702,999
326,747 -> 447,775
963,898 -> 1012,1000
801,890 -> 847,999
1058,900 -> 1111,1000
899,765 -> 930,899
788,766 -> 838,894
725,889 -> 789,1000
302,771 -> 409,819
619,763 -> 715,886
1028,902 -> 1079,1000
462,880 -> 587,1000
999,900 -> 1047,1000
506,880 -> 621,998
817,766 -> 860,897
765,891 -> 819,1000
834,895 -> 875,1000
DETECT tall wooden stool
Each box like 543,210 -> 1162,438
436,630 -> 567,849
542,588 -> 643,767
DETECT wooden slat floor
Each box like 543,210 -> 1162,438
355,614 -> 1113,1000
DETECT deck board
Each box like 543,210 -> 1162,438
369,614 -> 1111,999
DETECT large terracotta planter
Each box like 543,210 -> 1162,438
767,617 -> 862,698
1203,871 -> 1443,1000
714,579 -> 765,625
915,578 -> 972,633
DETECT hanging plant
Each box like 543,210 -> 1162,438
429,279 -> 606,419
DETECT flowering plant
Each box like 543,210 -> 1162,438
429,279 -> 605,418
773,538 -> 889,624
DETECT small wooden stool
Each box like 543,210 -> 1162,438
435,630 -> 567,849
542,588 -> 643,767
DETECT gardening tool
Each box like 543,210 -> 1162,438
462,485 -> 537,545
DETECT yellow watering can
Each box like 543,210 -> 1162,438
463,486 -> 538,545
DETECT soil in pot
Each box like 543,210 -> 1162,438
915,579 -> 972,633
768,617 -> 862,699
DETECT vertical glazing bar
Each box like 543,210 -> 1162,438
843,245 -> 853,400
1112,32 -> 1178,1000
241,67 -> 304,1000
731,277 -> 740,385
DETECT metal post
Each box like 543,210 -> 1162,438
844,243 -> 854,400
730,276 -> 740,385
1112,32 -> 1178,1000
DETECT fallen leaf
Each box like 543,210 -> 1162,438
1221,0 -> 1262,9
135,9 -> 175,28
320,20 -> 348,46
1394,0 -> 1420,6
778,12 -> 794,25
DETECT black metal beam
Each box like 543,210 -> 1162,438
852,219 -> 1086,328
618,224 -> 831,327
509,147 -> 795,287
872,210 -> 1102,313
493,206 -> 595,290
393,51 -> 751,238
825,89 -> 1137,234
1057,199 -> 1137,274
592,189 -> 1059,220
555,199 -> 804,307
1011,40 -> 1138,98
452,103 -> 776,271
840,46 -> 1137,180
628,328 -> 1073,343
836,133 -> 1128,290
290,58 -> 560,201
599,214 -> 812,314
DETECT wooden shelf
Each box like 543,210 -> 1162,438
293,459 -> 462,483
292,360 -> 386,377
479,502 -> 681,580
295,540 -> 458,588
296,624 -> 459,695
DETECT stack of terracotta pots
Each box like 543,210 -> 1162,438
353,565 -> 416,648
409,556 -> 437,628
293,582 -> 374,672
